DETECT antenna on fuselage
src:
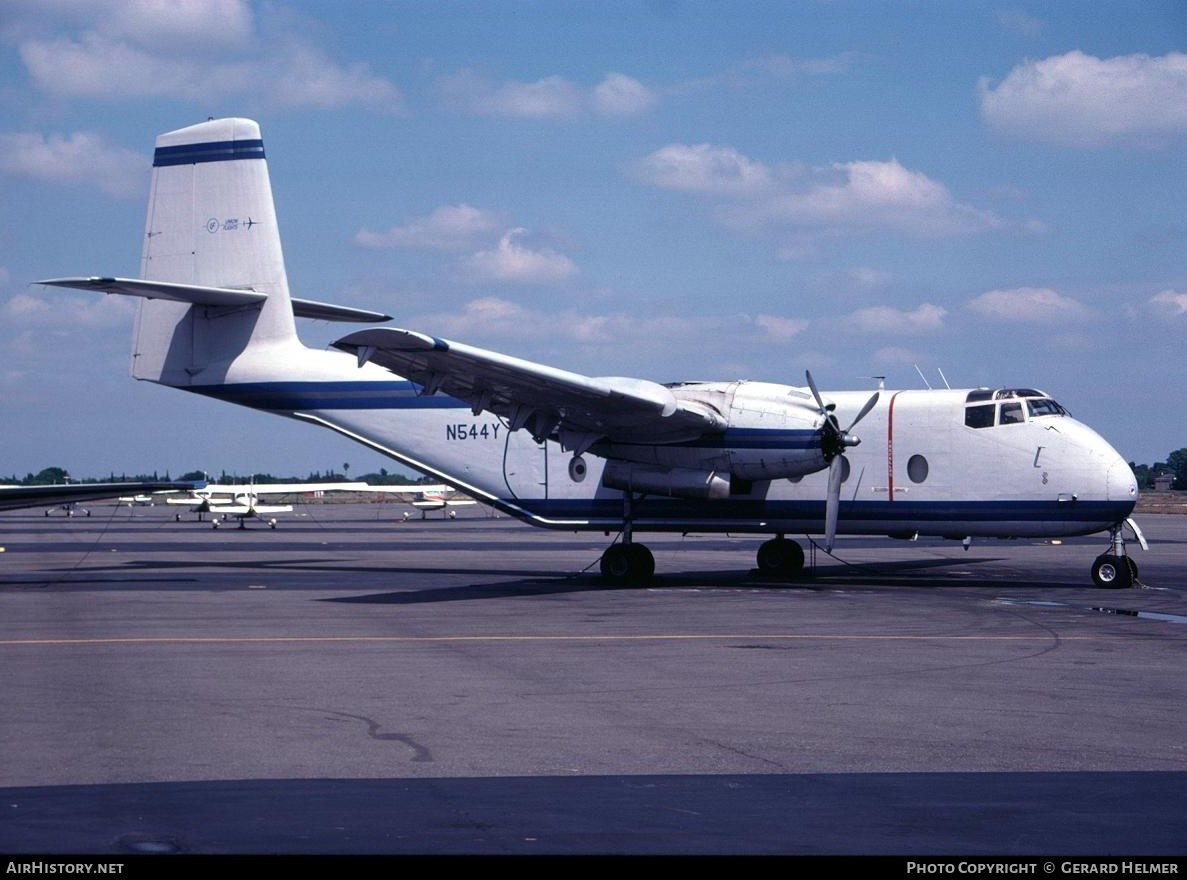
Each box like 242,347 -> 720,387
914,364 -> 932,389
937,368 -> 952,389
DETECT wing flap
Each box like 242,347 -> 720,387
333,327 -> 725,445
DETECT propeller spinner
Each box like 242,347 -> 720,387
805,372 -> 879,551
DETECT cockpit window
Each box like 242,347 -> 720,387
994,388 -> 1042,400
999,401 -> 1024,424
1026,398 -> 1067,418
964,389 -> 1068,429
964,404 -> 995,429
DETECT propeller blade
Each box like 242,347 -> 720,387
846,391 -> 880,434
824,455 -> 843,551
805,370 -> 826,414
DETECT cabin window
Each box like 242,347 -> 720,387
907,454 -> 929,483
965,404 -> 995,429
1000,402 -> 1024,424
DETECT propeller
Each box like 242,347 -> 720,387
805,371 -> 879,551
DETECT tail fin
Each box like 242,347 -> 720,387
133,117 -> 298,385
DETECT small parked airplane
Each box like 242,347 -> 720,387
404,486 -> 479,520
40,117 -> 1144,586
167,481 -> 353,524
166,481 -> 474,525
163,484 -> 291,529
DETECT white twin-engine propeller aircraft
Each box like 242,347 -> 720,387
40,118 -> 1144,587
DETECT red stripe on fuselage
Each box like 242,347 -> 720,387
887,391 -> 905,502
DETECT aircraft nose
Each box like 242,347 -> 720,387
1105,453 -> 1139,503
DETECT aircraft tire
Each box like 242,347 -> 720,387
599,544 -> 654,585
756,537 -> 805,578
1091,554 -> 1133,589
628,543 -> 655,580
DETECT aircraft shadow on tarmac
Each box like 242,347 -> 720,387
9,549 -> 1102,599
321,554 -> 1079,605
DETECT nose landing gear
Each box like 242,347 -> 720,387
1091,518 -> 1147,589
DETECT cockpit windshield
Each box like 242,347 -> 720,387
964,389 -> 1068,429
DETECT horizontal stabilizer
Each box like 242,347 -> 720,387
39,276 -> 264,307
39,277 -> 391,323
290,298 -> 391,323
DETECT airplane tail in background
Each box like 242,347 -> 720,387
133,117 -> 299,386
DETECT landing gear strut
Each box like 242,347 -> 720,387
1090,520 -> 1144,589
599,492 -> 655,586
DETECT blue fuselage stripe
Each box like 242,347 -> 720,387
188,382 -> 818,447
512,497 -> 1134,531
153,139 -> 266,167
189,380 -> 452,410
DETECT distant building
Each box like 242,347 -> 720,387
1153,473 -> 1174,491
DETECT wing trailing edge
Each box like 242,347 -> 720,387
333,326 -> 728,446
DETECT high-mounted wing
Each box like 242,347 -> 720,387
333,327 -> 727,453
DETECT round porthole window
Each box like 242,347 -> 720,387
907,454 -> 929,483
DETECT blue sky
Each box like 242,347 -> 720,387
2,1 -> 1185,480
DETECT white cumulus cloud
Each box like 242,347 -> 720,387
461,229 -> 578,284
438,70 -> 657,119
593,73 -> 658,116
355,205 -> 504,250
631,143 -> 774,196
1149,290 -> 1187,317
847,303 -> 948,335
967,287 -> 1096,322
0,131 -> 144,199
16,1 -> 404,113
633,144 -> 1009,252
979,51 -> 1187,148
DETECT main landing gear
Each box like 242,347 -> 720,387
598,492 -> 810,586
1090,519 -> 1146,589
599,492 -> 656,584
599,533 -> 809,586
755,535 -> 806,578
599,542 -> 655,583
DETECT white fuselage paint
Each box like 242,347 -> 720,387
186,340 -> 1137,540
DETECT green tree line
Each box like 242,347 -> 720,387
1131,448 -> 1187,491
1,465 -> 435,487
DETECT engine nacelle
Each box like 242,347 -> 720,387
601,461 -> 731,500
725,449 -> 829,481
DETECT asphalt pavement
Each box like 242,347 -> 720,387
1,501 -> 1184,857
